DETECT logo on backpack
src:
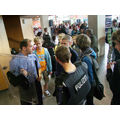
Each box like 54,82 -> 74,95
75,74 -> 88,92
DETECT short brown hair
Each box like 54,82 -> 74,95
20,39 -> 32,50
76,34 -> 91,51
55,46 -> 71,63
112,30 -> 120,43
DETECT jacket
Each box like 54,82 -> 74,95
33,48 -> 52,73
81,47 -> 97,84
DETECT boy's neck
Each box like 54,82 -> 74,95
62,61 -> 76,73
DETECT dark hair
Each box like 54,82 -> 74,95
113,19 -> 117,23
20,39 -> 31,50
55,46 -> 71,63
44,27 -> 47,31
52,35 -> 56,42
37,32 -> 42,37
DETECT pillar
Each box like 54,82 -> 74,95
20,16 -> 35,40
40,15 -> 51,36
88,15 -> 105,56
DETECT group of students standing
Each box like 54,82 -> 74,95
9,24 -> 100,105
9,22 -> 120,105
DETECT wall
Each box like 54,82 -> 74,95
40,15 -> 51,35
3,15 -> 24,52
0,16 -> 10,90
0,16 -> 10,54
97,15 -> 105,56
88,15 -> 105,56
88,15 -> 98,37
20,17 -> 34,41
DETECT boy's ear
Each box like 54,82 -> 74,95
22,46 -> 26,51
55,56 -> 62,64
55,56 -> 58,62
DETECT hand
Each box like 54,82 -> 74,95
20,69 -> 28,77
49,72 -> 52,75
107,62 -> 116,69
37,74 -> 42,81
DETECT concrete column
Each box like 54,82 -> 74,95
20,17 -> 35,40
40,15 -> 51,36
88,15 -> 105,56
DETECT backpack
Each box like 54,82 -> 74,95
65,61 -> 91,104
86,55 -> 105,100
55,61 -> 91,105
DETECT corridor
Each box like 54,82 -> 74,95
0,43 -> 112,105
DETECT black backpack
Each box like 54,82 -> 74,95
86,55 -> 105,100
56,61 -> 91,105
65,61 -> 91,105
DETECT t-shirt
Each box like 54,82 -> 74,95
36,48 -> 47,72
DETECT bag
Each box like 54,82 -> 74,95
94,80 -> 105,100
65,61 -> 91,104
55,61 -> 91,105
7,71 -> 20,86
7,71 -> 30,89
88,56 -> 105,100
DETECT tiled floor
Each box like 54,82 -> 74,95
0,43 -> 112,105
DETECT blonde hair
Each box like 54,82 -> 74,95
58,33 -> 65,40
34,37 -> 43,44
62,35 -> 72,42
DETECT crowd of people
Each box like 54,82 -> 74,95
8,19 -> 120,105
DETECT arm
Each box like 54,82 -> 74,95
82,56 -> 94,85
10,58 -> 19,76
70,48 -> 79,63
44,48 -> 52,73
107,62 -> 120,94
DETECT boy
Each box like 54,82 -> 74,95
34,37 -> 52,97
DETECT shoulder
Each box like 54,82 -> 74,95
82,56 -> 91,63
33,50 -> 37,54
28,54 -> 38,61
29,53 -> 36,57
70,48 -> 78,55
43,47 -> 48,52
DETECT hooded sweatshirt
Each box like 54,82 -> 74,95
81,47 -> 96,84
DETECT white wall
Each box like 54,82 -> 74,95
98,15 -> 105,56
0,16 -> 10,54
88,15 -> 105,56
0,16 -> 10,90
40,15 -> 51,35
88,15 -> 98,37
20,17 -> 34,41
